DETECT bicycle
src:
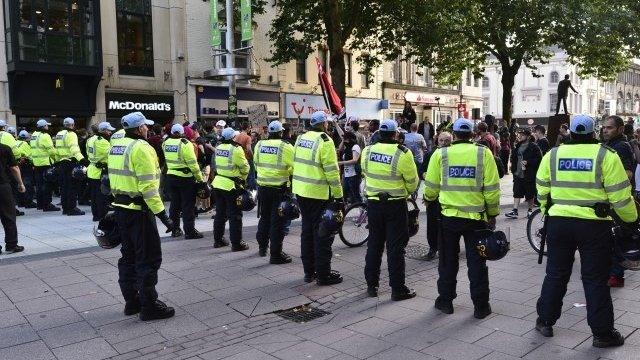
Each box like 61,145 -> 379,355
526,207 -> 547,255
338,198 -> 419,247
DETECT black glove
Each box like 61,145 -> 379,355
156,210 -> 175,233
80,158 -> 90,167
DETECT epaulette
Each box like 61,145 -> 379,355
97,135 -> 103,140
476,143 -> 488,149
397,144 -> 409,153
320,133 -> 330,141
602,144 -> 617,153
181,138 -> 189,144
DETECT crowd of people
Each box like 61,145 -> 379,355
0,107 -> 637,348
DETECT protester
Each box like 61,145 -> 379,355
533,124 -> 550,155
338,131 -> 362,204
505,128 -> 542,219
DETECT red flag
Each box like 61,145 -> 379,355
316,57 -> 344,117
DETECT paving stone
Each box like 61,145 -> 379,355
422,338 -> 492,360
480,352 -> 521,360
329,333 -> 394,359
152,314 -> 208,340
0,308 -> 27,328
42,273 -> 88,288
272,340 -> 340,360
478,314 -> 535,336
163,287 -> 213,306
52,338 -> 118,360
0,323 -> 39,349
368,346 -> 438,360
346,317 -> 406,338
3,283 -> 53,302
112,333 -> 167,354
384,325 -> 445,351
25,306 -> 84,330
80,304 -> 128,327
475,331 -> 542,357
523,344 -> 593,360
15,294 -> 68,315
198,344 -> 254,360
66,292 -> 120,312
38,321 -> 99,348
223,348 -> 279,360
97,318 -> 157,343
0,340 -> 55,360
55,281 -> 103,299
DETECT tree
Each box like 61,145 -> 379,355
266,0 -> 383,105
364,0 -> 640,125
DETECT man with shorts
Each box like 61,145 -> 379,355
505,128 -> 542,219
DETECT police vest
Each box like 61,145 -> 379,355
30,131 -> 54,167
15,140 -> 31,161
212,143 -> 247,191
424,142 -> 500,220
107,137 -> 163,214
253,139 -> 293,187
86,135 -> 110,180
110,129 -> 126,147
536,143 -> 637,222
55,129 -> 82,161
162,137 -> 203,181
0,131 -> 18,158
291,131 -> 343,200
361,143 -> 412,200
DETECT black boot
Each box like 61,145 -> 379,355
316,271 -> 343,286
214,238 -> 229,248
185,229 -> 203,239
535,318 -> 554,337
391,287 -> 417,301
435,297 -> 454,314
259,246 -> 268,257
171,227 -> 184,238
124,298 -> 141,316
473,304 -> 492,319
593,329 -> 624,348
231,241 -> 249,251
367,286 -> 378,297
67,208 -> 85,216
139,300 -> 175,321
269,252 -> 292,264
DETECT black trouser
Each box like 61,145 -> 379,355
213,188 -> 242,245
0,183 -> 18,249
364,199 -> 409,291
537,217 -> 614,336
34,166 -> 54,208
437,216 -> 489,307
555,95 -> 568,114
426,200 -> 441,252
256,186 -> 286,255
166,175 -> 197,233
16,163 -> 35,206
58,160 -> 79,212
298,196 -> 334,277
116,207 -> 162,306
89,178 -> 109,221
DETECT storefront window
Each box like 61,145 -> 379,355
296,56 -> 307,83
10,0 -> 98,66
117,0 -> 154,76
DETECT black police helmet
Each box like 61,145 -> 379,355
196,182 -> 212,199
407,209 -> 420,238
44,166 -> 59,184
613,224 -> 640,271
94,213 -> 122,249
71,165 -> 87,181
319,202 -> 344,235
475,229 -> 510,261
236,189 -> 257,211
100,174 -> 111,196
278,195 -> 300,220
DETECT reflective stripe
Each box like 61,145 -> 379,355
122,141 -> 140,169
294,157 -> 319,167
362,147 -> 371,174
404,176 -> 417,184
216,164 -> 235,171
476,146 -> 484,189
165,159 -> 184,165
483,183 -> 500,191
111,189 -> 140,197
257,176 -> 288,184
292,175 -> 328,185
366,172 -> 402,181
536,178 -> 550,187
551,199 -> 604,206
109,168 -> 135,177
537,194 -> 546,202
549,146 -> 606,189
612,197 -> 632,209
423,180 -> 440,190
142,189 -> 159,199
441,147 -> 484,190
443,184 -> 481,192
137,174 -> 159,181
389,148 -> 403,176
604,180 -> 631,193
328,179 -> 341,187
257,163 -> 283,170
323,164 -> 337,173
365,187 -> 406,197
444,204 -> 485,212
277,141 -> 285,165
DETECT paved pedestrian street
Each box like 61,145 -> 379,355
1,201 -> 640,360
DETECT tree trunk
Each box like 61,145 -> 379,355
329,48 -> 346,108
324,0 -> 347,108
501,66 -> 515,127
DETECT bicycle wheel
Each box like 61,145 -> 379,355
339,202 -> 369,247
526,208 -> 546,255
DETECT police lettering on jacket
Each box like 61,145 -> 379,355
164,145 -> 179,153
110,146 -> 126,155
260,146 -> 279,155
558,158 -> 593,171
369,152 -> 393,164
298,139 -> 315,149
216,149 -> 230,157
449,166 -> 476,178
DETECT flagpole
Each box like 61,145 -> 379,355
226,0 -> 237,128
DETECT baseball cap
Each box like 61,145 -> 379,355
215,120 -> 227,127
18,130 -> 29,139
221,127 -> 236,140
452,118 -> 474,133
310,111 -> 328,126
7,127 -> 16,135
0,120 -> 6,127
98,121 -> 116,132
121,112 -> 154,129
570,114 -> 594,134
63,117 -> 75,126
171,124 -> 185,135
379,119 -> 398,132
36,119 -> 51,128
268,120 -> 283,133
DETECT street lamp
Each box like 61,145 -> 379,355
435,96 -> 441,124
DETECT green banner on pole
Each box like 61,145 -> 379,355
210,0 -> 221,47
240,0 -> 252,42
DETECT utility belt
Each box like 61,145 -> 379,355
367,192 -> 405,203
114,194 -> 147,209
547,197 -> 610,219
92,162 -> 107,170
216,173 -> 244,190
168,166 -> 191,175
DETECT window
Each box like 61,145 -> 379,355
482,77 -> 489,88
473,76 -> 480,87
296,56 -> 306,83
549,93 -> 558,112
550,71 -> 559,84
11,0 -> 97,66
361,71 -> 370,89
344,53 -> 352,86
117,0 -> 153,76
393,57 -> 402,83
220,31 -> 249,69
466,69 -> 472,86
482,97 -> 489,116
4,0 -> 11,62
319,48 -> 329,71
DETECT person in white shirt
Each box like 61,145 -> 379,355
338,132 -> 362,204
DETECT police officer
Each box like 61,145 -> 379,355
254,120 -> 295,264
424,118 -> 500,319
15,130 -> 36,208
55,117 -> 86,215
361,119 -> 418,300
212,127 -> 250,250
535,115 -> 636,348
87,122 -> 115,221
31,119 -> 59,212
292,111 -> 344,285
110,127 -> 126,146
0,142 -> 25,254
0,120 -> 18,160
108,111 -> 175,321
163,124 -> 205,239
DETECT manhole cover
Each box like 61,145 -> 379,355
276,305 -> 330,323
406,243 -> 430,260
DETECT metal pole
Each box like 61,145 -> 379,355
226,0 -> 238,127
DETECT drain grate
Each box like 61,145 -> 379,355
276,305 -> 330,323
405,243 -> 431,260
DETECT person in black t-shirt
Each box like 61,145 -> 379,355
533,125 -> 550,155
0,143 -> 25,254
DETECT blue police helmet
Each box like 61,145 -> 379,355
171,124 -> 185,135
221,127 -> 236,140
310,111 -> 328,126
268,120 -> 284,133
452,118 -> 474,133
379,119 -> 398,132
570,114 -> 594,134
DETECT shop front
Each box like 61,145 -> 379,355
105,92 -> 175,127
283,93 -> 383,130
383,85 -> 460,127
196,86 -> 280,130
